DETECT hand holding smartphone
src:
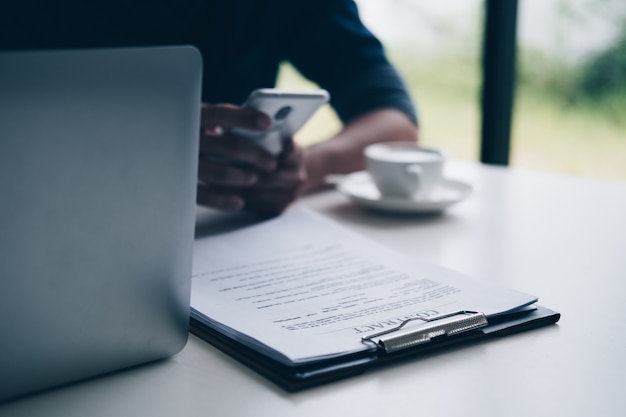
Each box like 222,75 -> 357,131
230,88 -> 330,155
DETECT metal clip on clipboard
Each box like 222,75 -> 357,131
361,311 -> 488,353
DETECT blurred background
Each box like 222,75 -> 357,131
279,0 -> 626,182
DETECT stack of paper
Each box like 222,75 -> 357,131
190,207 -> 554,379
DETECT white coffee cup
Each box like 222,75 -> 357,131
364,142 -> 445,200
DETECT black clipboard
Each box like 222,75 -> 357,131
190,305 -> 560,391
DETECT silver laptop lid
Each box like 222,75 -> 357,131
0,46 -> 202,401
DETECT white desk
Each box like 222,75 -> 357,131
2,161 -> 625,416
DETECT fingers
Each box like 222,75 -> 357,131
240,143 -> 307,215
254,165 -> 306,189
196,184 -> 245,211
239,189 -> 300,216
277,138 -> 300,168
196,180 -> 301,214
201,103 -> 271,132
255,140 -> 305,188
198,158 -> 259,187
196,162 -> 305,213
199,134 -> 277,172
200,103 -> 277,171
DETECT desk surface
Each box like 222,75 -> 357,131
2,162 -> 625,417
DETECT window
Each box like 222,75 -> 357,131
279,0 -> 626,182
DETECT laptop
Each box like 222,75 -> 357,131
0,46 -> 202,401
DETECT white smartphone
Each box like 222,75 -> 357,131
231,88 -> 330,155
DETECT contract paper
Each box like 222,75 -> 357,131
191,206 -> 537,365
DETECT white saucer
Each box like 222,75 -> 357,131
336,171 -> 472,213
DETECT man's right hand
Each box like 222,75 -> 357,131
196,103 -> 277,210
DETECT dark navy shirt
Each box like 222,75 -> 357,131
0,0 -> 417,124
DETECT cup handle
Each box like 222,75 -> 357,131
406,164 -> 423,179
404,164 -> 422,195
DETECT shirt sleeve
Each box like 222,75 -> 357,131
284,0 -> 418,125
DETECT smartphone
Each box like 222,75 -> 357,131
231,88 -> 330,155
